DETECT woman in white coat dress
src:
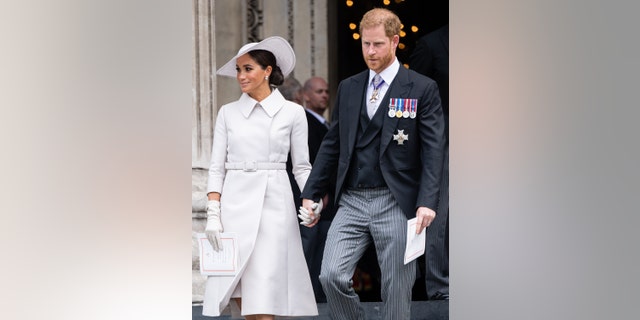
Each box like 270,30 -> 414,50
202,36 -> 320,320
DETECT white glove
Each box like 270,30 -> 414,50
298,199 -> 323,226
205,200 -> 224,251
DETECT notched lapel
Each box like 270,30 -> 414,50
346,74 -> 367,153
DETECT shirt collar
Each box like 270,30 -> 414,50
305,108 -> 326,124
368,57 -> 400,86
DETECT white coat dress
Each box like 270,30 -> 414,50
202,89 -> 318,317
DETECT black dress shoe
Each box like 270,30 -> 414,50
429,292 -> 449,300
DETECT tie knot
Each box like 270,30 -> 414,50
372,74 -> 383,88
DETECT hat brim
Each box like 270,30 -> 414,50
216,36 -> 296,78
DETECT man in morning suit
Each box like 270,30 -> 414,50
300,8 -> 446,320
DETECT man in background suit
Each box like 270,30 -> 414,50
282,75 -> 335,302
299,76 -> 335,303
410,24 -> 450,301
300,8 -> 446,319
280,75 -> 304,105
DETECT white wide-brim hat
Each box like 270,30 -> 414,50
216,36 -> 296,78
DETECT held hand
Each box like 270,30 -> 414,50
205,200 -> 224,251
415,206 -> 436,234
314,198 -> 323,215
299,198 -> 323,227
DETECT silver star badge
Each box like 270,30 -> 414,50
393,129 -> 409,145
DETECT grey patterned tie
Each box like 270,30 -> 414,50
368,74 -> 384,118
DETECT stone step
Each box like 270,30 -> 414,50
192,300 -> 448,320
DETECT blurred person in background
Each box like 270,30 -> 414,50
299,76 -> 335,303
280,75 -> 304,105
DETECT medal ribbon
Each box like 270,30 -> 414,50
369,74 -> 385,103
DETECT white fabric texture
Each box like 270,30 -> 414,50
203,89 -> 318,317
205,200 -> 223,251
216,36 -> 295,78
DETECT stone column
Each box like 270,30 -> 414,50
215,0 -> 244,107
192,0 -> 216,303
291,0 -> 329,82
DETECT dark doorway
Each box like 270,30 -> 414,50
331,0 -> 448,82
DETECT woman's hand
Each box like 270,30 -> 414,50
205,200 -> 224,251
298,199 -> 323,227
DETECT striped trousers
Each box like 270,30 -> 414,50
319,187 -> 416,320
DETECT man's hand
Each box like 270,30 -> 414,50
205,200 -> 224,251
415,206 -> 436,234
299,198 -> 323,227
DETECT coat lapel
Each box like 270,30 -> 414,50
346,71 -> 368,154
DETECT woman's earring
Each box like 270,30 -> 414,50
265,76 -> 269,80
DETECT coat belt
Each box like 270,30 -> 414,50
225,161 -> 286,172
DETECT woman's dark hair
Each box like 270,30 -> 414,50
247,49 -> 285,86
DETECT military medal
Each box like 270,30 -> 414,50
402,99 -> 410,118
369,75 -> 385,103
409,99 -> 417,119
390,98 -> 418,119
388,98 -> 397,118
370,89 -> 380,103
393,129 -> 409,145
395,99 -> 403,118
